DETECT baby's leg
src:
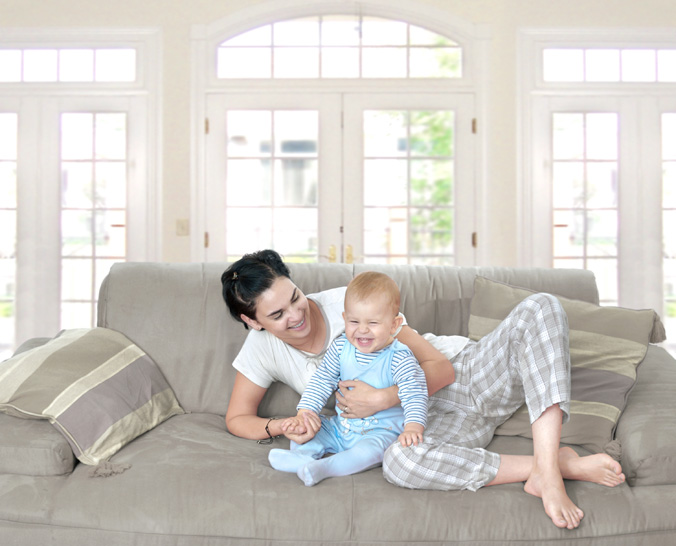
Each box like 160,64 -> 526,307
268,439 -> 325,473
299,434 -> 393,486
269,418 -> 337,473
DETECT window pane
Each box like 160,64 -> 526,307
321,48 -> 359,78
321,16 -> 360,46
272,208 -> 317,256
0,50 -> 22,82
96,113 -> 126,160
96,162 -> 126,208
227,111 -> 272,157
662,113 -> 676,160
23,49 -> 58,82
274,48 -> 319,78
410,26 -> 457,47
361,18 -> 407,46
61,114 -> 93,160
410,47 -> 462,78
553,210 -> 585,257
622,49 -> 656,82
410,159 -> 453,206
0,113 -> 18,161
553,113 -> 584,160
274,111 -> 317,157
226,208 -> 272,254
218,48 -> 271,78
226,159 -> 272,206
553,162 -> 584,208
222,26 -> 272,47
0,162 -> 17,208
95,210 -> 126,256
59,49 -> 94,82
364,159 -> 407,206
61,259 -> 93,300
364,207 -> 407,255
585,49 -> 620,82
586,114 -> 618,160
95,49 -> 136,82
410,110 -> 454,156
410,207 -> 453,255
274,159 -> 317,206
658,50 -> 676,82
586,162 -> 618,207
587,210 -> 617,257
364,111 -> 407,157
363,48 -> 407,77
62,211 -> 93,257
543,49 -> 583,82
587,258 -> 618,304
273,18 -> 319,46
62,162 -> 94,208
61,302 -> 93,330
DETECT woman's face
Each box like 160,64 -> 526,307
242,276 -> 313,344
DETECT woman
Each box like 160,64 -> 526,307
222,250 -> 625,530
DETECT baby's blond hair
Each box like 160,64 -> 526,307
345,271 -> 400,317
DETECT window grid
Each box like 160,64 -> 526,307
217,16 -> 462,80
0,113 -> 17,360
0,48 -> 137,83
60,112 -> 127,329
543,47 -> 676,83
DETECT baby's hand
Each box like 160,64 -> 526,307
398,423 -> 424,447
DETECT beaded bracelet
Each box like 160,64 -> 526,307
257,417 -> 279,445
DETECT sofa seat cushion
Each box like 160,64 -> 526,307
1,412 -> 676,544
0,414 -> 75,476
468,276 -> 660,454
0,328 -> 184,466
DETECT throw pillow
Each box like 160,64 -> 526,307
468,276 -> 664,454
0,328 -> 184,465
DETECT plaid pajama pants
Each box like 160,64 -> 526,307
383,293 -> 571,491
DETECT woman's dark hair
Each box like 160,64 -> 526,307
221,249 -> 291,329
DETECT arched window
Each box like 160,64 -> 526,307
192,0 -> 487,266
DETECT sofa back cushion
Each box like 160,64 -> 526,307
98,262 -> 598,415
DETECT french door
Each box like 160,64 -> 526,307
530,95 -> 675,344
204,92 -> 475,265
0,95 -> 148,358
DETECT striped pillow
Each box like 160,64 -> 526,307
468,276 -> 662,454
0,328 -> 184,465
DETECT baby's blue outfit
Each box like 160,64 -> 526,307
268,335 -> 427,486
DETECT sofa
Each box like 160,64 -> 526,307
1,262 -> 676,546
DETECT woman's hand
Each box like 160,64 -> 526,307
281,410 -> 321,444
335,379 -> 399,419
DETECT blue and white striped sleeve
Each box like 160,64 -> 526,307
297,337 -> 345,414
392,350 -> 428,428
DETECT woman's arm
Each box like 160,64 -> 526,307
337,326 -> 454,419
226,372 -> 317,442
397,325 -> 454,395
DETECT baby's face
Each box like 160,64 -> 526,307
342,294 -> 399,354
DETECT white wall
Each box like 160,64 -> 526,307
3,0 -> 675,264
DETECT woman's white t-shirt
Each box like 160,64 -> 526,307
232,286 -> 348,395
231,285 -> 469,396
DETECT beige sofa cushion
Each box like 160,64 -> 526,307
468,276 -> 659,454
0,328 -> 184,465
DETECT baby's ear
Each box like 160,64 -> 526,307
391,313 -> 404,334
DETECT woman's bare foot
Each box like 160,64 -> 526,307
558,447 -> 625,487
524,464 -> 584,529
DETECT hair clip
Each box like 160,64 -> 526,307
232,272 -> 238,280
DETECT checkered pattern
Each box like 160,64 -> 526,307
383,293 -> 571,491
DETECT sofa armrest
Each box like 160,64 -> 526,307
615,345 -> 676,486
0,414 -> 75,476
